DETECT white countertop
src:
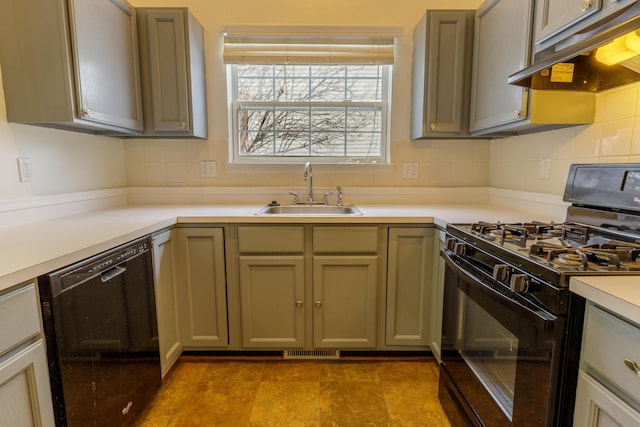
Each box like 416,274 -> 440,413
0,202 -> 540,293
570,276 -> 640,325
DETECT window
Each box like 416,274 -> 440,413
223,26 -> 400,164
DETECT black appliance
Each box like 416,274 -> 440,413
38,236 -> 161,427
439,163 -> 640,427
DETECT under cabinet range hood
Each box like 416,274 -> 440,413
509,2 -> 640,92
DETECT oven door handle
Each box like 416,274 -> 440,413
441,250 -> 557,330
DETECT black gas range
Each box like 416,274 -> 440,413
438,164 -> 640,427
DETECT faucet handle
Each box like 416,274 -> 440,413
288,191 -> 299,204
322,192 -> 335,205
336,186 -> 343,206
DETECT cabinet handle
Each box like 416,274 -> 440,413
623,359 -> 640,379
179,121 -> 187,129
296,300 -> 303,308
580,0 -> 592,12
429,122 -> 437,130
315,300 -> 322,309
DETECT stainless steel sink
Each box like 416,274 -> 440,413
254,204 -> 363,216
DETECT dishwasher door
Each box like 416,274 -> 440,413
39,236 -> 161,427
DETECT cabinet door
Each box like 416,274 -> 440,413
0,340 -> 55,427
411,10 -> 474,138
535,0 -> 602,45
430,230 -> 446,362
176,228 -> 228,348
469,0 -> 533,134
573,370 -> 640,427
151,230 -> 183,377
386,228 -> 433,346
313,256 -> 378,348
69,0 -> 143,131
142,9 -> 190,133
238,256 -> 306,348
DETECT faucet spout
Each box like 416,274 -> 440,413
303,161 -> 313,203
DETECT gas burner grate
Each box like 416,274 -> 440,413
529,242 -> 640,271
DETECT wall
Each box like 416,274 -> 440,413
490,81 -> 640,195
0,68 -> 127,201
125,0 -> 489,190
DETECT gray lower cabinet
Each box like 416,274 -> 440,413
237,226 -> 306,348
151,230 -> 183,377
573,303 -> 640,426
313,255 -> 378,348
0,283 -> 55,427
411,10 -> 475,139
175,227 -> 229,348
0,0 -> 143,135
136,8 -> 207,138
385,228 -> 433,347
238,256 -> 306,348
312,227 -> 379,349
237,225 -> 379,350
430,230 -> 446,361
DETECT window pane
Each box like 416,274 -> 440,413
310,78 -> 345,102
274,108 -> 309,132
311,132 -> 346,156
310,108 -> 345,132
238,77 -> 273,101
347,109 -> 381,132
347,79 -> 381,102
239,131 -> 274,155
347,133 -> 381,156
238,108 -> 274,131
275,132 -> 309,156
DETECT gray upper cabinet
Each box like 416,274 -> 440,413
469,0 -> 533,135
136,8 -> 208,138
469,0 -> 595,135
0,0 -> 143,135
533,0 -> 636,52
534,0 -> 602,47
410,10 -> 475,139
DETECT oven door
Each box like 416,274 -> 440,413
439,249 -> 565,427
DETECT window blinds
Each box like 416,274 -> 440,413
223,25 -> 402,65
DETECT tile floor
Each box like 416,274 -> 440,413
138,355 -> 451,426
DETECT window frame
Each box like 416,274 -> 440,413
227,64 -> 392,165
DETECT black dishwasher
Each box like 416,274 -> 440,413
38,236 -> 161,427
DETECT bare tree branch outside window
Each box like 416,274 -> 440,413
234,64 -> 386,160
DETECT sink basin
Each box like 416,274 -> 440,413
255,204 -> 363,216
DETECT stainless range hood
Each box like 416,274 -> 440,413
509,2 -> 640,92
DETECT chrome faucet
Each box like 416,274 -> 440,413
303,161 -> 314,203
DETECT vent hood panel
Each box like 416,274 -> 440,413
509,2 -> 640,92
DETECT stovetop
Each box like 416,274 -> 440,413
452,221 -> 640,274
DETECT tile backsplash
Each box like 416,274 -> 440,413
489,81 -> 640,195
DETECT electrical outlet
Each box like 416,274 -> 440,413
17,157 -> 32,182
540,158 -> 550,180
200,161 -> 217,178
402,162 -> 419,179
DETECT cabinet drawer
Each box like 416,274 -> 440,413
582,303 -> 640,404
313,227 -> 378,253
238,226 -> 305,253
0,283 -> 41,356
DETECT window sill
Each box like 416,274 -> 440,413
223,162 -> 395,174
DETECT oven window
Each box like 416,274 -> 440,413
460,294 -> 518,420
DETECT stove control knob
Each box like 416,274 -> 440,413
492,264 -> 510,282
454,242 -> 467,257
510,274 -> 530,293
445,238 -> 457,251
